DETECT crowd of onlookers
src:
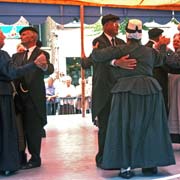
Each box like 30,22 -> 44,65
44,72 -> 92,115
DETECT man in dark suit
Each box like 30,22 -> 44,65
12,27 -> 54,169
81,14 -> 137,167
145,28 -> 169,113
145,28 -> 180,114
36,39 -> 49,138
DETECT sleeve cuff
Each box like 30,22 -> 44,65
111,59 -> 116,66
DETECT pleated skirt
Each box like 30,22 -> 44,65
102,92 -> 175,169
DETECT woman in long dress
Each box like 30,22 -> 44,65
0,30 -> 47,176
92,19 -> 176,179
168,33 -> 180,143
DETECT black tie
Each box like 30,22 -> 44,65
23,49 -> 29,63
111,38 -> 115,47
20,49 -> 29,92
19,49 -> 29,93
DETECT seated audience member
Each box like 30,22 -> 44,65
16,43 -> 26,53
51,71 -> 65,89
46,77 -> 57,115
56,75 -> 77,114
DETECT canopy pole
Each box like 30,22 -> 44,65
80,4 -> 86,117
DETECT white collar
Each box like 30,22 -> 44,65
27,45 -> 36,53
104,33 -> 115,43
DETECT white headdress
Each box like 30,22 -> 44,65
126,19 -> 142,40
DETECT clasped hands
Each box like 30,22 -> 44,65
114,54 -> 136,69
34,53 -> 48,70
155,36 -> 170,49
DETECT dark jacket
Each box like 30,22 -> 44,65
83,33 -> 125,120
145,40 -> 180,113
0,49 -> 37,95
12,47 -> 54,126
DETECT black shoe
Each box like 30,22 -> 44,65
96,163 -> 102,169
118,170 -> 135,179
42,128 -> 46,138
19,152 -> 27,167
142,167 -> 158,175
0,170 -> 16,176
21,161 -> 41,170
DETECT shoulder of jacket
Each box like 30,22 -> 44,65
116,38 -> 125,44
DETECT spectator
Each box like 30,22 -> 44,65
75,77 -> 91,114
46,77 -> 57,115
16,43 -> 26,53
56,75 -> 76,114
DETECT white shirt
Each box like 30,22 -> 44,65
26,45 -> 36,60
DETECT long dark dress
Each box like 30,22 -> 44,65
168,73 -> 180,143
92,41 -> 176,169
0,96 -> 20,171
168,50 -> 180,143
0,50 -> 37,171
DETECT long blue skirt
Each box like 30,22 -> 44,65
102,92 -> 175,169
0,95 -> 20,171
